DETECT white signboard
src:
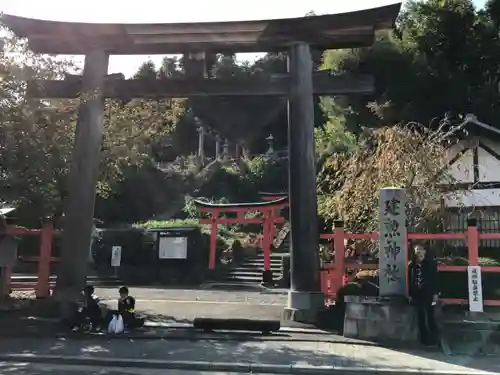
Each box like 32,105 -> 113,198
111,246 -> 122,267
159,236 -> 187,259
467,266 -> 483,312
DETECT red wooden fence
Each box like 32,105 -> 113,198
319,221 -> 500,306
4,219 -> 500,306
2,222 -> 56,298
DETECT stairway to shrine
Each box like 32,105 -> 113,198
223,231 -> 290,284
223,253 -> 286,283
11,273 -> 123,289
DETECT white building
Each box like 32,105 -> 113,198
441,115 -> 500,250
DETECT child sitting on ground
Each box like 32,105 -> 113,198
106,286 -> 144,330
118,286 -> 136,328
71,285 -> 102,331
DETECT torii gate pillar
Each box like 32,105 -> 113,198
54,48 -> 109,312
283,43 -> 323,323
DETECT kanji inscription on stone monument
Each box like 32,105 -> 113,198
379,187 -> 407,296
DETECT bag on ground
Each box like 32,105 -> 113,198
114,314 -> 124,333
108,314 -> 117,333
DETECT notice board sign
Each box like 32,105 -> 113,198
111,246 -> 122,267
467,266 -> 483,312
159,236 -> 187,259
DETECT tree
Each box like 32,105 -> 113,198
321,0 -> 500,132
133,60 -> 157,80
0,29 -> 184,226
317,122 -> 460,233
0,32 -> 74,223
188,53 -> 287,154
315,102 -> 358,162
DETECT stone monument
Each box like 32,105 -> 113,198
343,187 -> 417,343
378,187 -> 407,296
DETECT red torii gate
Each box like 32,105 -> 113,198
194,196 -> 289,271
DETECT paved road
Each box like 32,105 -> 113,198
0,337 -> 497,374
96,288 -> 287,323
95,287 -> 288,304
0,362 -> 247,375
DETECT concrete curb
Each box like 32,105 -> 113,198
13,318 -> 337,337
18,317 -> 332,335
0,330 -> 373,346
0,354 -> 487,375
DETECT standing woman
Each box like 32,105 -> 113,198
408,244 -> 439,346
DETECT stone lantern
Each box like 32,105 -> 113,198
266,134 -> 275,154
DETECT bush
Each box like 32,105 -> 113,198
134,219 -> 252,266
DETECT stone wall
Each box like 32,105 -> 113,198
439,307 -> 500,355
343,295 -> 418,343
343,296 -> 500,354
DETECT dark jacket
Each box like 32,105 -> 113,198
83,294 -> 101,318
408,256 -> 438,297
118,296 -> 136,313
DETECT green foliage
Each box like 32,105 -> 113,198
245,155 -> 288,193
321,0 -> 500,131
134,218 -> 245,252
135,218 -> 202,230
182,197 -> 200,219
336,282 -> 363,305
0,30 -> 184,224
315,114 -> 358,161
317,125 -> 456,233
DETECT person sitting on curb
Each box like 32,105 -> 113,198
71,285 -> 102,332
105,286 -> 144,330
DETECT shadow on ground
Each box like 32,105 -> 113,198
0,292 -> 498,374
0,331 -> 497,374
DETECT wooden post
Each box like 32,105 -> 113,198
3,267 -> 11,297
208,211 -> 219,270
55,48 -> 109,308
333,221 -> 345,292
467,218 -> 479,266
36,220 -> 53,298
263,209 -> 271,271
283,43 -> 323,323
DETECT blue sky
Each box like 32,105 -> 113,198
0,0 -> 488,76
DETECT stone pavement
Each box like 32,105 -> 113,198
0,335 -> 497,374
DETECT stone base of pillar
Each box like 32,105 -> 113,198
283,290 -> 325,324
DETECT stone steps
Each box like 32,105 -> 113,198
11,274 -> 123,288
223,254 -> 287,283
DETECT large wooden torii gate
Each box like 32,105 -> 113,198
2,3 -> 401,322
